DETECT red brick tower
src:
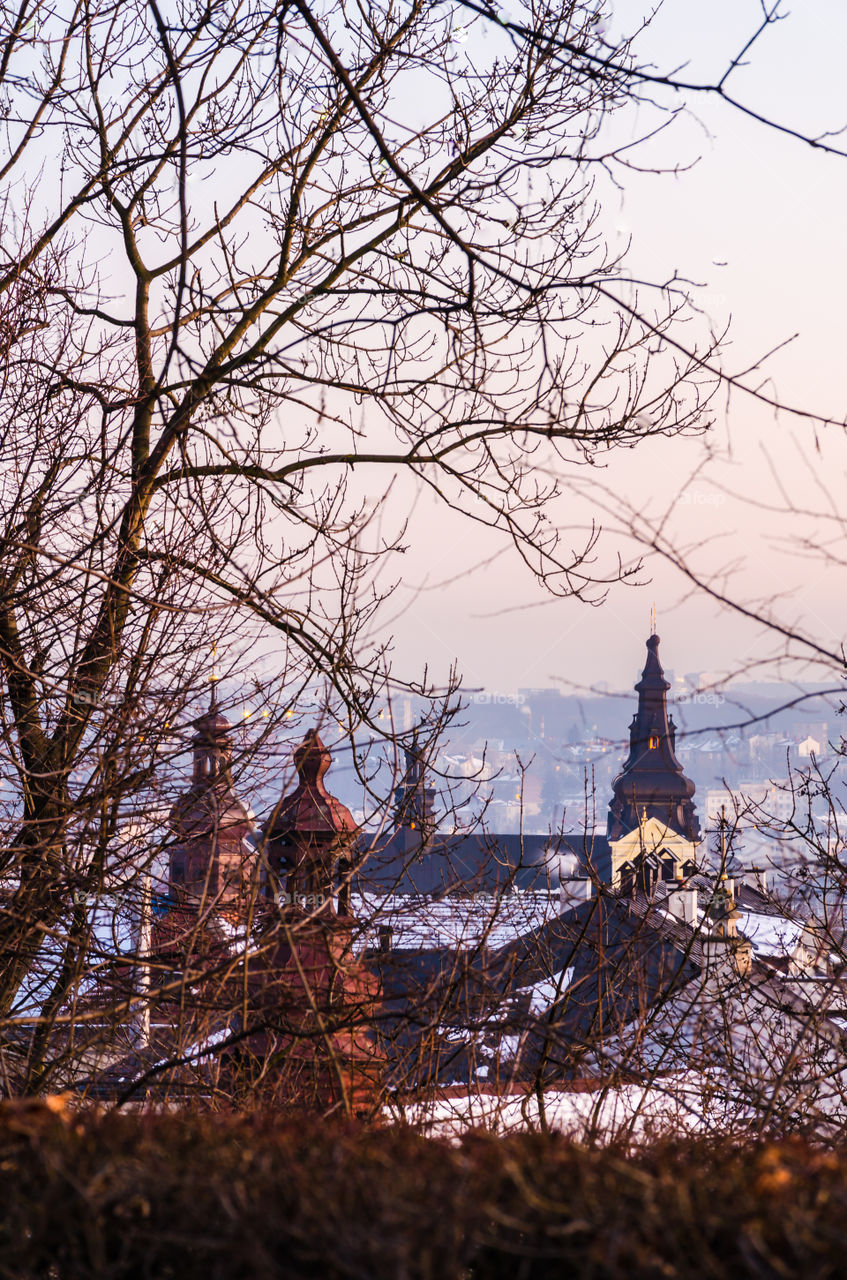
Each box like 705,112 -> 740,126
168,688 -> 258,908
238,729 -> 383,1115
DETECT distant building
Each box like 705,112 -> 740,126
604,633 -> 700,888
793,721 -> 830,750
705,783 -> 797,827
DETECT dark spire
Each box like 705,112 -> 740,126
392,729 -> 436,832
607,633 -> 700,842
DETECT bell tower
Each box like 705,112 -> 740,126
168,687 -> 257,906
608,632 -> 700,843
262,728 -> 358,912
392,730 -> 436,835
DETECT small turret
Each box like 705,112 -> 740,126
168,689 -> 257,905
703,875 -> 753,980
708,876 -> 741,940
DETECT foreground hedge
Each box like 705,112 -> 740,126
0,1101 -> 842,1278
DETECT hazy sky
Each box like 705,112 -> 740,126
381,0 -> 847,700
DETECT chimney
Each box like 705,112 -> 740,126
667,882 -> 698,925
559,876 -> 593,909
703,934 -> 753,982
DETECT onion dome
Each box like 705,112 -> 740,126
607,634 -> 700,842
263,729 -> 357,908
267,729 -> 356,840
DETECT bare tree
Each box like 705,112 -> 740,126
11,0 -> 843,1113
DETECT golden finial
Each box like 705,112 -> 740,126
209,639 -> 220,708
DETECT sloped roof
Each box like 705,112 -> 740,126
355,828 -> 610,895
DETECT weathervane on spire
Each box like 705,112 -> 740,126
650,602 -> 657,636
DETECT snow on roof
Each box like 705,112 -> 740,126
518,966 -> 574,1014
738,911 -> 803,957
351,890 -> 563,953
399,1076 -> 714,1142
152,1025 -> 232,1071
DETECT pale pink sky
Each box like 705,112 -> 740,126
382,0 -> 847,696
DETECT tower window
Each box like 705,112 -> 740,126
648,735 -> 659,749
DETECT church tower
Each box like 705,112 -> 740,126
606,632 -> 701,890
392,730 -> 436,835
246,730 -> 383,1114
608,632 -> 699,841
262,728 -> 358,911
168,688 -> 257,906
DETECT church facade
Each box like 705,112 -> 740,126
602,631 -> 702,892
